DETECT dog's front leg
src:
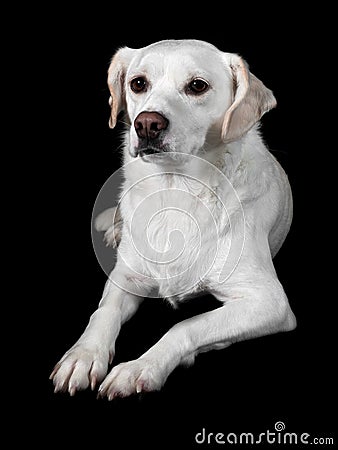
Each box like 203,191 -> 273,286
98,279 -> 296,399
50,272 -> 144,395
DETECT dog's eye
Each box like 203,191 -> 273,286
187,78 -> 209,95
130,77 -> 148,93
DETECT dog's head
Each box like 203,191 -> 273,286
107,40 -> 276,161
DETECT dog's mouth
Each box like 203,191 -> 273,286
136,145 -> 170,158
132,144 -> 179,163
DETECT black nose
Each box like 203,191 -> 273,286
134,111 -> 169,140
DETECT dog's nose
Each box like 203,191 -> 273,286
134,112 -> 169,140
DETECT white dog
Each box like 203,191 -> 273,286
50,39 -> 296,399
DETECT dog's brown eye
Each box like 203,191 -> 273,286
130,77 -> 147,93
187,78 -> 209,95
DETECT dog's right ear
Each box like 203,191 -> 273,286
107,47 -> 135,129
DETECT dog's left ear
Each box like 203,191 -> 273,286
221,54 -> 277,143
107,47 -> 135,129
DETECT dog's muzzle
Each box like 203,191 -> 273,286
134,111 -> 169,157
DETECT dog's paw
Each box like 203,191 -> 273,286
95,206 -> 123,247
104,223 -> 122,248
50,344 -> 111,396
95,207 -> 117,232
98,358 -> 167,399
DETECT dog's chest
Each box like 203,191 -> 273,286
122,175 -> 229,299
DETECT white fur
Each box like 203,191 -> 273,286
50,40 -> 296,398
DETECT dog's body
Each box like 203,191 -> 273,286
51,40 -> 296,398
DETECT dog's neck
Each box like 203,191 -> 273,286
120,126 -> 270,221
124,127 -> 264,183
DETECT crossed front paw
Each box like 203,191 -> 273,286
50,344 -> 110,395
98,358 -> 167,400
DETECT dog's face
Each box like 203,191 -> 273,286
108,40 -> 276,161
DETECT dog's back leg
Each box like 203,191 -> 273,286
95,206 -> 123,247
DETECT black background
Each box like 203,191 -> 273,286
40,6 -> 336,448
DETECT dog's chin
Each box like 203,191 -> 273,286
139,148 -> 164,158
141,153 -> 170,164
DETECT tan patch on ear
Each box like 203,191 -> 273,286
107,47 -> 135,129
222,55 -> 276,143
108,93 -> 119,129
222,59 -> 250,141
